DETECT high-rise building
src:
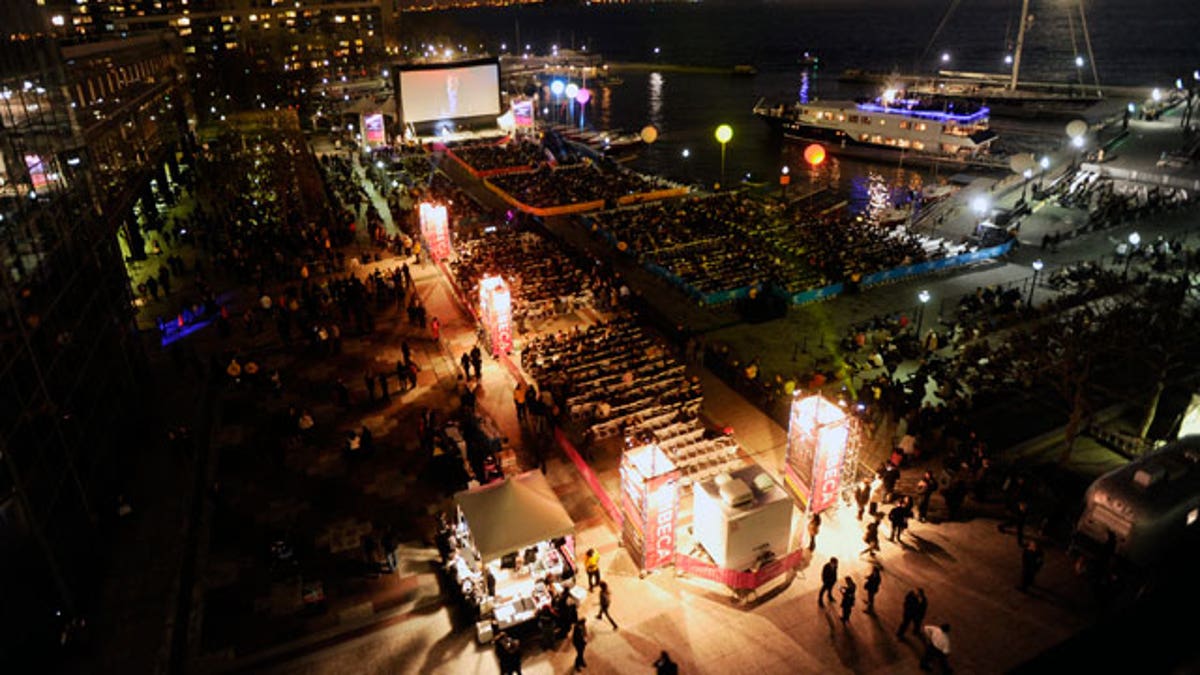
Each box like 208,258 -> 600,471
36,0 -> 399,115
0,3 -> 193,659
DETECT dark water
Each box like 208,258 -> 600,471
403,1 -> 1200,196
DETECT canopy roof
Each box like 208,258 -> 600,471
455,471 -> 575,563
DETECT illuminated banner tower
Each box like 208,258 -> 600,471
361,112 -> 387,147
784,394 -> 858,513
418,202 -> 453,261
619,444 -> 680,573
479,275 -> 514,356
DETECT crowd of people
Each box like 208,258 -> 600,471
449,227 -> 618,329
489,163 -> 676,210
521,317 -> 741,481
447,138 -> 548,174
586,192 -> 960,302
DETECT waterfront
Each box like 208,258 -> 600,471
403,0 -> 1200,200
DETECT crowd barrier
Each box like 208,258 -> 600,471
584,220 -> 1014,309
482,179 -> 606,217
675,548 -> 808,591
616,186 -> 691,207
555,429 -> 623,525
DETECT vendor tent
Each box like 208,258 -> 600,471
455,471 -> 575,563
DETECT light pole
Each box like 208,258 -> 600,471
915,289 -> 931,340
715,124 -> 733,190
1037,155 -> 1050,195
1028,259 -> 1043,307
780,165 -> 790,200
681,148 -> 691,184
1124,231 -> 1141,278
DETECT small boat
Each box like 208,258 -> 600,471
732,64 -> 758,76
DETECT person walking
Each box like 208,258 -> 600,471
1020,540 -> 1045,591
595,581 -> 618,630
585,548 -> 602,591
460,352 -> 472,380
378,372 -> 390,402
839,576 -> 857,624
861,513 -> 883,557
807,512 -> 822,552
897,588 -> 927,638
863,566 -> 882,614
495,632 -> 522,675
998,500 -> 1030,546
818,557 -> 839,608
571,618 -> 588,672
430,316 -> 440,340
920,623 -> 952,672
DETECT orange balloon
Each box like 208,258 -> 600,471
804,143 -> 826,167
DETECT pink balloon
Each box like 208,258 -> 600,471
575,88 -> 592,105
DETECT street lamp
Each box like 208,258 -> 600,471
1029,259 -> 1044,307
1124,231 -> 1141,278
714,124 -> 733,189
780,165 -> 790,199
915,289 -> 932,339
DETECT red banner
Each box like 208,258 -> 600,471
674,548 -> 807,590
643,472 -> 678,570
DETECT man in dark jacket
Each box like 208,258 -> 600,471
818,557 -> 839,607
897,587 -> 926,638
917,470 -> 939,522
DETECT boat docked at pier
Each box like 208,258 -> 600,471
753,92 -> 1000,168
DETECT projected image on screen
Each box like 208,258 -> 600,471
400,63 -> 500,124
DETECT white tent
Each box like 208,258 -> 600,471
455,471 -> 575,563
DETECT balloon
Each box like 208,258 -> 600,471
714,124 -> 733,144
640,125 -> 659,144
617,241 -> 629,252
575,88 -> 591,105
804,143 -> 826,167
564,83 -> 580,100
1009,153 -> 1035,174
1065,119 -> 1088,139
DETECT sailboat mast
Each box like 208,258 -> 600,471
1077,0 -> 1103,97
1009,0 -> 1031,91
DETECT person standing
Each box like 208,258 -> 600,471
430,316 -> 440,340
571,618 -> 588,672
807,512 -> 822,552
585,548 -> 601,591
595,581 -> 618,630
863,566 -> 882,614
998,500 -> 1030,546
839,576 -> 857,625
514,383 -> 528,423
861,513 -> 882,558
470,345 -> 483,379
363,369 -> 376,403
1020,540 -> 1044,591
888,499 -> 910,543
461,352 -> 472,380
920,623 -> 951,672
855,477 -> 872,520
378,372 -> 390,402
654,650 -> 679,675
818,557 -> 839,608
917,471 -> 939,523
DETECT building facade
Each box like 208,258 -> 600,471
0,4 -> 192,658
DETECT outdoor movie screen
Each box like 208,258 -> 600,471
398,62 -> 500,125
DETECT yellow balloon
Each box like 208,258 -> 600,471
640,125 -> 659,144
714,124 -> 733,144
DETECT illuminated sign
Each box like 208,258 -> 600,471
646,472 -> 678,569
362,113 -> 386,146
418,202 -> 452,261
479,275 -> 513,355
785,394 -> 850,513
511,99 -> 534,128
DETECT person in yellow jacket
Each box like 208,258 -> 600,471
584,548 -> 601,591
